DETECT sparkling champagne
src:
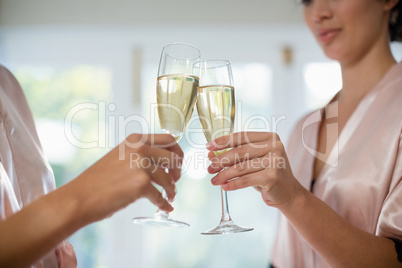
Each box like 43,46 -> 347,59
157,74 -> 199,140
197,85 -> 235,155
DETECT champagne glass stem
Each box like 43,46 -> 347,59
201,184 -> 253,235
154,189 -> 170,220
221,187 -> 232,222
133,187 -> 189,227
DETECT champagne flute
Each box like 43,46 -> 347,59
196,60 -> 253,235
132,43 -> 200,227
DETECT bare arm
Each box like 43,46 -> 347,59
280,186 -> 399,267
0,184 -> 82,268
207,132 -> 401,267
0,133 -> 183,267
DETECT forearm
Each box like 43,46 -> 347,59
279,188 -> 400,267
0,184 -> 84,268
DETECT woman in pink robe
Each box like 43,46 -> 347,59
207,0 -> 402,267
0,66 -> 184,267
0,67 -> 77,267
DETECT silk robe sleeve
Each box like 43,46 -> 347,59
0,65 -> 77,268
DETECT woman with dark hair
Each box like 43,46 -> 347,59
207,0 -> 402,266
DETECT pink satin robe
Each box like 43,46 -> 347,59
0,66 -> 77,267
272,61 -> 402,267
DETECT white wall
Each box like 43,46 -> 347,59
0,0 -> 304,27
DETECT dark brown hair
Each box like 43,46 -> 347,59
390,0 -> 402,41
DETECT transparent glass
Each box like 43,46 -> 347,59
132,43 -> 201,228
196,60 -> 254,235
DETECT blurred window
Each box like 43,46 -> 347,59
303,62 -> 342,110
11,64 -> 112,268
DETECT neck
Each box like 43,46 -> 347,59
338,39 -> 397,104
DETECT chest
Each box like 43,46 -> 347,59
313,101 -> 358,180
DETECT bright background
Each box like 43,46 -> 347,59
0,1 -> 401,267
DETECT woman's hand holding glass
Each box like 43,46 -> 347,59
68,133 -> 183,225
207,132 -> 305,210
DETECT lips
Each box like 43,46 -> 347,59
316,28 -> 342,44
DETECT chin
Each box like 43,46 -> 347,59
320,45 -> 345,62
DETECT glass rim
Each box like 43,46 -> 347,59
195,59 -> 231,69
162,42 -> 201,60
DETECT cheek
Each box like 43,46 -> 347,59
303,8 -> 315,34
339,1 -> 383,32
